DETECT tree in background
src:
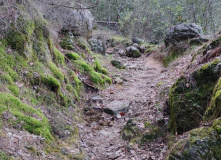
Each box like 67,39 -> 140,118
88,0 -> 221,41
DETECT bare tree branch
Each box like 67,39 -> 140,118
37,0 -> 99,10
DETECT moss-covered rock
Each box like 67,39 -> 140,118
205,77 -> 221,120
167,118 -> 221,160
169,59 -> 221,134
111,60 -> 125,69
122,119 -> 139,140
141,127 -> 164,143
126,46 -> 141,58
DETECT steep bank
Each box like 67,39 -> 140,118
0,1 -> 110,159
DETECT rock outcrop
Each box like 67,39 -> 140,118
167,118 -> 221,160
164,23 -> 202,46
38,1 -> 94,38
169,59 -> 221,134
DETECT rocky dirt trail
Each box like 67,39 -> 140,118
80,46 -> 172,159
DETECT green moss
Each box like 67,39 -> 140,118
0,92 -> 53,140
163,50 -> 183,67
6,31 -> 26,56
100,74 -> 112,84
68,70 -> 82,98
0,150 -> 14,160
66,84 -> 74,92
89,71 -> 105,85
77,41 -> 87,50
73,60 -> 111,87
42,76 -> 61,92
0,74 -> 20,97
52,47 -> 65,64
141,127 -> 164,143
168,118 -> 221,160
48,62 -> 64,81
73,73 -> 82,92
0,45 -> 22,80
60,38 -> 75,50
112,35 -> 128,42
111,60 -> 125,69
156,81 -> 164,87
7,85 -> 20,97
94,59 -> 109,74
122,120 -> 139,140
66,52 -> 80,60
205,78 -> 221,119
169,60 -> 221,134
74,60 -> 92,72
145,45 -> 158,53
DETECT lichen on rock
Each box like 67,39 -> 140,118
167,118 -> 221,160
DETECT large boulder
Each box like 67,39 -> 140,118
89,39 -> 105,54
37,1 -> 94,38
169,59 -> 221,134
126,46 -> 141,58
164,23 -> 202,46
167,118 -> 221,160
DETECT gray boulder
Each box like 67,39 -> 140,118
164,23 -> 203,46
37,1 -> 94,38
89,39 -> 105,54
126,46 -> 141,58
132,37 -> 144,44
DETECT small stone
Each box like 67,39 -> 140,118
107,153 -> 120,159
118,49 -> 126,56
116,114 -> 122,119
90,95 -> 103,104
104,100 -> 130,115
